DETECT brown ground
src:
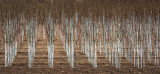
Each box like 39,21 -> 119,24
0,29 -> 160,74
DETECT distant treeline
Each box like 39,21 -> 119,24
0,0 -> 159,23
